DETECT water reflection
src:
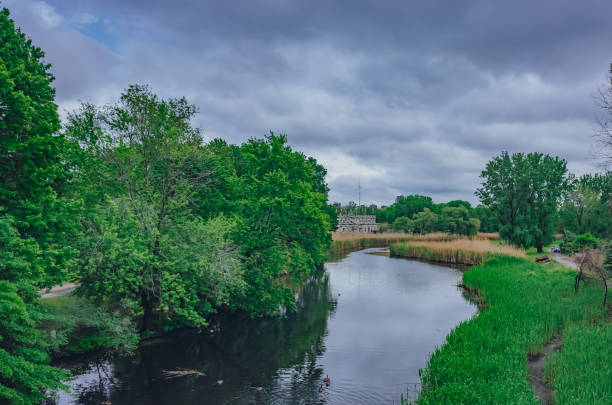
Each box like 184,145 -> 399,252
52,248 -> 476,404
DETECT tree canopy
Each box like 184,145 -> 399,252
477,151 -> 569,252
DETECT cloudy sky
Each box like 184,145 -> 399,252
4,0 -> 611,206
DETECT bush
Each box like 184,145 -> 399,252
40,296 -> 138,357
560,232 -> 600,254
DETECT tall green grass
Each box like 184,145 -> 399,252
544,322 -> 612,404
417,256 -> 607,404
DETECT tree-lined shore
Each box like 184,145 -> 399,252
0,8 -> 335,403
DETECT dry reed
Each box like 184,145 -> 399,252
390,239 -> 524,266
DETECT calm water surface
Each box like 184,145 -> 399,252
53,248 -> 476,404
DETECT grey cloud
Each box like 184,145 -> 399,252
5,0 -> 612,206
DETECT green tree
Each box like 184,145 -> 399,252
378,195 -> 434,223
392,216 -> 412,233
559,172 -> 612,239
65,85 -> 244,332
0,7 -> 77,288
472,205 -> 499,233
440,206 -> 480,236
412,208 -> 439,234
230,134 -> 334,316
477,152 -> 569,252
0,281 -> 68,404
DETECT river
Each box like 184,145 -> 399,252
51,248 -> 477,404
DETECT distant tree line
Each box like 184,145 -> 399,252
333,195 -> 497,236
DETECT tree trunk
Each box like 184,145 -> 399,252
141,290 -> 151,332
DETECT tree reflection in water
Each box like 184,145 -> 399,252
55,272 -> 336,405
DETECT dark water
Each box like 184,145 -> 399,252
53,248 -> 476,404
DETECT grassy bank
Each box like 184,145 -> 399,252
416,256 -> 608,404
390,239 -> 525,266
544,321 -> 612,404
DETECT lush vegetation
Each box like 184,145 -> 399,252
0,7 -> 334,402
417,256 -> 607,404
0,8 -> 75,403
544,321 -> 612,404
559,232 -> 600,254
558,172 -> 612,240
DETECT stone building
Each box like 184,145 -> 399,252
337,214 -> 379,233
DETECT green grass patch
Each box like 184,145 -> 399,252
544,322 -> 612,405
524,242 -> 557,259
417,256 -> 607,404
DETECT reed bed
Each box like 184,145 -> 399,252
329,232 -> 501,256
329,234 -> 455,256
390,239 -> 524,266
331,232 -> 499,242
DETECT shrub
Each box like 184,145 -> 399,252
560,232 -> 600,254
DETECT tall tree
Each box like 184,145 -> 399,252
0,7 -> 77,287
65,85 -> 244,332
0,8 -> 69,403
230,134 -> 335,315
477,152 -> 569,252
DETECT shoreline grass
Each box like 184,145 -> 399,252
389,239 -> 525,266
416,256 -> 608,404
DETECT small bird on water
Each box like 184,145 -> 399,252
318,384 -> 323,393
323,375 -> 330,386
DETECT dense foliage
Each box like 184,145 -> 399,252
0,281 -> 68,404
64,87 -> 334,332
477,151 -> 569,252
0,8 -> 71,403
0,8 -> 77,289
558,172 -> 612,239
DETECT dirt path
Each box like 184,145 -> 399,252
528,335 -> 561,404
39,282 -> 78,299
548,249 -> 578,269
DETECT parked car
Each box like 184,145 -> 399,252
552,246 -> 560,253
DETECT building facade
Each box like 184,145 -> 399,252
336,214 -> 379,233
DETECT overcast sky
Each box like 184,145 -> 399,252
5,0 -> 611,206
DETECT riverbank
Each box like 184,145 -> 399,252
415,255 -> 609,404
